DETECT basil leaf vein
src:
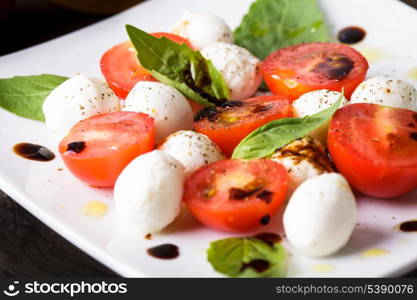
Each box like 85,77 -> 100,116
232,94 -> 343,159
0,74 -> 68,122
126,25 -> 229,106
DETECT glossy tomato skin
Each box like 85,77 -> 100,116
328,103 -> 417,198
183,159 -> 288,232
100,33 -> 192,99
59,112 -> 155,188
262,42 -> 369,101
193,96 -> 291,156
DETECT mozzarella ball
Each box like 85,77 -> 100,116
123,82 -> 193,142
201,42 -> 262,101
292,90 -> 347,143
170,11 -> 234,50
158,130 -> 225,177
42,74 -> 119,139
271,137 -> 333,196
351,77 -> 417,111
283,173 -> 357,257
114,150 -> 185,233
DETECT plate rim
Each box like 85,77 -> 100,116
1,0 -> 417,278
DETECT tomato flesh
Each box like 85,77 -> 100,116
262,42 -> 369,101
193,96 -> 291,156
184,159 -> 288,232
59,112 -> 155,188
328,103 -> 417,198
100,32 -> 192,99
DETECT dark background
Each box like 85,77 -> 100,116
0,0 -> 416,277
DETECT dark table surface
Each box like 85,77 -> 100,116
0,0 -> 417,277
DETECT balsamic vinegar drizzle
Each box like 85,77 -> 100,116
254,232 -> 282,246
338,26 -> 366,44
240,259 -> 270,273
259,214 -> 271,226
398,220 -> 417,232
66,141 -> 86,153
13,143 -> 55,162
147,244 -> 179,259
240,232 -> 282,273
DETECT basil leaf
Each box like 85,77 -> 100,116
207,236 -> 287,278
0,74 -> 68,122
232,94 -> 343,159
234,0 -> 330,60
150,71 -> 214,107
126,25 -> 229,106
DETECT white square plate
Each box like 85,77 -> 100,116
1,0 -> 417,277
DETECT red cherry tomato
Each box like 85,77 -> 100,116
193,96 -> 291,156
59,112 -> 155,188
184,159 -> 288,232
328,103 -> 417,198
100,32 -> 192,99
262,42 -> 369,101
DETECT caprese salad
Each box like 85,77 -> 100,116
1,0 -> 417,278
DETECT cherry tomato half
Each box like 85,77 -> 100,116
262,42 -> 369,101
59,111 -> 155,188
328,103 -> 417,198
183,159 -> 288,232
193,96 -> 291,156
100,32 -> 192,99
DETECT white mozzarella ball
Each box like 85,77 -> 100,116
283,173 -> 357,257
114,150 -> 185,233
271,137 -> 333,196
170,11 -> 234,50
123,82 -> 193,142
292,90 -> 347,143
158,130 -> 225,177
201,42 -> 262,101
351,77 -> 417,111
42,74 -> 119,139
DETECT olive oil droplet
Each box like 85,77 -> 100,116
83,201 -> 108,218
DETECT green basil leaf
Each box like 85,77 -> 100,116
232,94 -> 343,159
207,236 -> 287,278
234,0 -> 330,60
150,71 -> 214,107
0,74 -> 68,122
126,25 -> 229,106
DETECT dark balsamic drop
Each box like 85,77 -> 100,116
194,107 -> 219,122
259,214 -> 270,226
254,232 -> 282,246
145,233 -> 152,240
13,143 -> 55,162
409,132 -> 417,141
67,141 -> 86,153
398,220 -> 417,232
240,259 -> 270,273
147,244 -> 179,259
338,26 -> 366,44
312,54 -> 354,80
257,190 -> 273,204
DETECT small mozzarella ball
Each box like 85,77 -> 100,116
114,150 -> 185,233
351,77 -> 417,111
201,42 -> 262,100
292,90 -> 347,143
283,173 -> 357,257
170,11 -> 234,50
271,137 -> 333,196
42,74 -> 119,139
123,82 -> 193,142
158,130 -> 225,177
